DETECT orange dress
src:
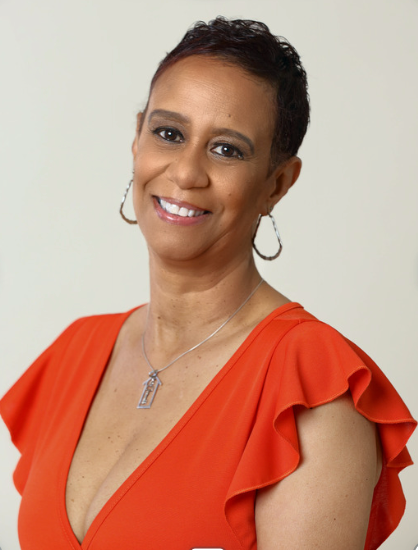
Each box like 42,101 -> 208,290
0,303 -> 416,550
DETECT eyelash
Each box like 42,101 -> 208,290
153,127 -> 183,143
152,126 -> 244,160
212,143 -> 244,160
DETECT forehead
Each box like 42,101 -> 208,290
148,56 -> 275,141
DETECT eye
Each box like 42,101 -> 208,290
212,143 -> 244,160
153,127 -> 184,142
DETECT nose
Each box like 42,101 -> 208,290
165,146 -> 209,190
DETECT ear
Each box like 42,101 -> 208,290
266,156 -> 302,212
132,112 -> 144,157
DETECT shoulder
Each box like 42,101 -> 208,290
61,309 -> 136,335
0,308 -> 139,460
265,308 -> 364,389
1,307 -> 140,411
47,307 -> 141,352
264,302 -> 350,351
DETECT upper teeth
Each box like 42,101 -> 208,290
159,198 -> 204,217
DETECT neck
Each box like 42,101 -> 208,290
144,252 -> 263,350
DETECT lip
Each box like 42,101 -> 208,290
153,196 -> 211,226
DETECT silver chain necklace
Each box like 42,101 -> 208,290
137,278 -> 264,409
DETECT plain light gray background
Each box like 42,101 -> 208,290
0,0 -> 417,548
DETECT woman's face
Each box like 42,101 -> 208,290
132,56 -> 295,265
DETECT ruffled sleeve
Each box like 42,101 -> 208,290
225,320 -> 416,550
0,320 -> 83,494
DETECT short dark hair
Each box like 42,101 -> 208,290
150,17 -> 310,166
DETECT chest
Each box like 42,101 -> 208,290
64,333 -> 250,543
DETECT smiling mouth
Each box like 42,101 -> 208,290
156,197 -> 210,218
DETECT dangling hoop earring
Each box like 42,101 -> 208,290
252,212 -> 283,260
120,179 -> 137,224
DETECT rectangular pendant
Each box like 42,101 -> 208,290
137,373 -> 162,409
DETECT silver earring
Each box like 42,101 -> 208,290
252,212 -> 283,260
120,179 -> 137,224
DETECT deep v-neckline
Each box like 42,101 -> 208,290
60,301 -> 302,548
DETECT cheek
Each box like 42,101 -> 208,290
218,168 -> 263,209
133,147 -> 166,185
222,185 -> 263,231
237,175 -> 265,210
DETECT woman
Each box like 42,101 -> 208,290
0,17 -> 415,550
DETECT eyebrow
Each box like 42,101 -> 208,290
148,109 -> 255,155
148,109 -> 190,125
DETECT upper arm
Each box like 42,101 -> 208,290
255,393 -> 381,550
